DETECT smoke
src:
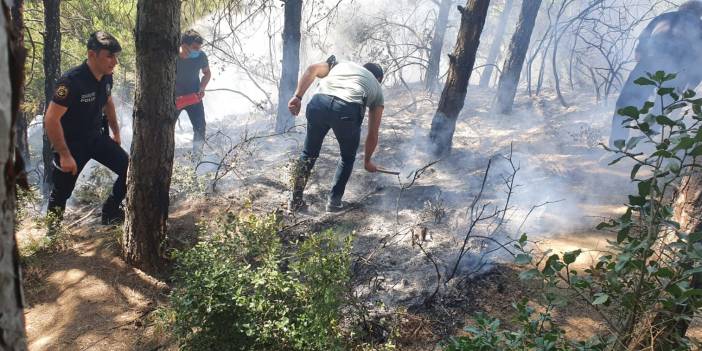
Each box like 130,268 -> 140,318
25,0 -> 686,239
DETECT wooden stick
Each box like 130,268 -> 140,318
377,168 -> 400,175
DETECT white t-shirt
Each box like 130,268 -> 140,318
317,62 -> 384,108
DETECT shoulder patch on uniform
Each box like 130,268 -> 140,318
54,84 -> 69,100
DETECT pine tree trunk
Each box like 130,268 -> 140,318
478,0 -> 514,88
1,1 -> 28,348
671,172 -> 702,338
494,0 -> 542,114
42,0 -> 60,197
429,0 -> 491,157
627,171 -> 702,350
11,0 -> 28,168
123,0 -> 180,275
425,0 -> 452,91
275,0 -> 302,133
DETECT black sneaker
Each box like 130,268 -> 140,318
325,199 -> 343,213
101,200 -> 125,225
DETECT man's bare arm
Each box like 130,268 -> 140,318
104,96 -> 120,144
45,103 -> 69,156
44,102 -> 77,174
364,105 -> 384,172
199,66 -> 211,96
294,62 -> 330,97
288,62 -> 331,116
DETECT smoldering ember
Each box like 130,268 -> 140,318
3,0 -> 702,350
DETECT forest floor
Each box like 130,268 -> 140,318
17,85 -> 702,350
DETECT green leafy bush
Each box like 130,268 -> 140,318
170,162 -> 208,199
16,185 -> 40,228
73,166 -> 114,205
445,298 -> 605,351
447,71 -> 702,350
167,212 -> 352,350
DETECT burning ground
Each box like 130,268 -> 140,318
17,82 -> 679,349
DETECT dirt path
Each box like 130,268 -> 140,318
20,215 -> 170,351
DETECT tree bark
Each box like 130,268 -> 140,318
425,0 -> 452,91
626,171 -> 702,349
429,0 -> 490,157
275,0 -> 302,133
494,0 -> 542,114
1,0 -> 28,349
42,0 -> 60,197
11,0 -> 28,172
478,0 -> 514,88
123,0 -> 180,275
671,172 -> 702,338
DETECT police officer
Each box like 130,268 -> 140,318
610,1 -> 702,146
287,56 -> 384,213
44,31 -> 128,228
176,29 -> 211,158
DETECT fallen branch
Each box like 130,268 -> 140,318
196,124 -> 305,192
394,159 -> 442,224
413,232 -> 441,306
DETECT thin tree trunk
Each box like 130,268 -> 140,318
42,0 -> 60,198
535,33 -> 551,96
567,20 -> 584,92
429,0 -> 491,157
275,0 -> 302,133
478,0 -> 514,88
1,1 -> 28,348
526,26 -> 551,96
425,0 -> 452,91
494,0 -> 542,114
550,0 -> 569,107
124,0 -> 180,275
11,0 -> 28,168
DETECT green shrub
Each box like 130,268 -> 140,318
16,184 -> 40,228
170,161 -> 210,199
73,166 -> 113,205
446,71 -> 702,350
444,299 -> 605,351
168,212 -> 352,351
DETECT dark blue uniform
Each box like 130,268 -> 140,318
48,62 -> 128,219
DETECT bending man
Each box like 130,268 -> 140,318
287,56 -> 384,213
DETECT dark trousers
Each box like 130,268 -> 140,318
48,134 -> 129,213
178,101 -> 206,155
297,94 -> 362,202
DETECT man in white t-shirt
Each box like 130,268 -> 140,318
287,56 -> 384,212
